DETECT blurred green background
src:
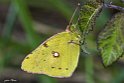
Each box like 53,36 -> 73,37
0,0 -> 124,83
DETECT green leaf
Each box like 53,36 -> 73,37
97,12 -> 124,66
78,0 -> 103,35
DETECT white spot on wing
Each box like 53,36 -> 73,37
53,52 -> 59,57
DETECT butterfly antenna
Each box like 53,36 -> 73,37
66,3 -> 80,31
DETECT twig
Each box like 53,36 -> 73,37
104,3 -> 124,11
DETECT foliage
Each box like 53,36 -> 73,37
97,12 -> 124,66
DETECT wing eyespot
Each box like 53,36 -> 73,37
52,51 -> 60,57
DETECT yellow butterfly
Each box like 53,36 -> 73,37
21,25 -> 81,78
21,0 -> 102,78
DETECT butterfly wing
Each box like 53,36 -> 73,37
21,31 -> 80,78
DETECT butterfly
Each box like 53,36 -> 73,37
21,0 -> 103,78
21,24 -> 81,78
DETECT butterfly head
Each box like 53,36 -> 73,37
66,24 -> 78,32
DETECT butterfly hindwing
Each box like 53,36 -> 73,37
21,31 -> 80,78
